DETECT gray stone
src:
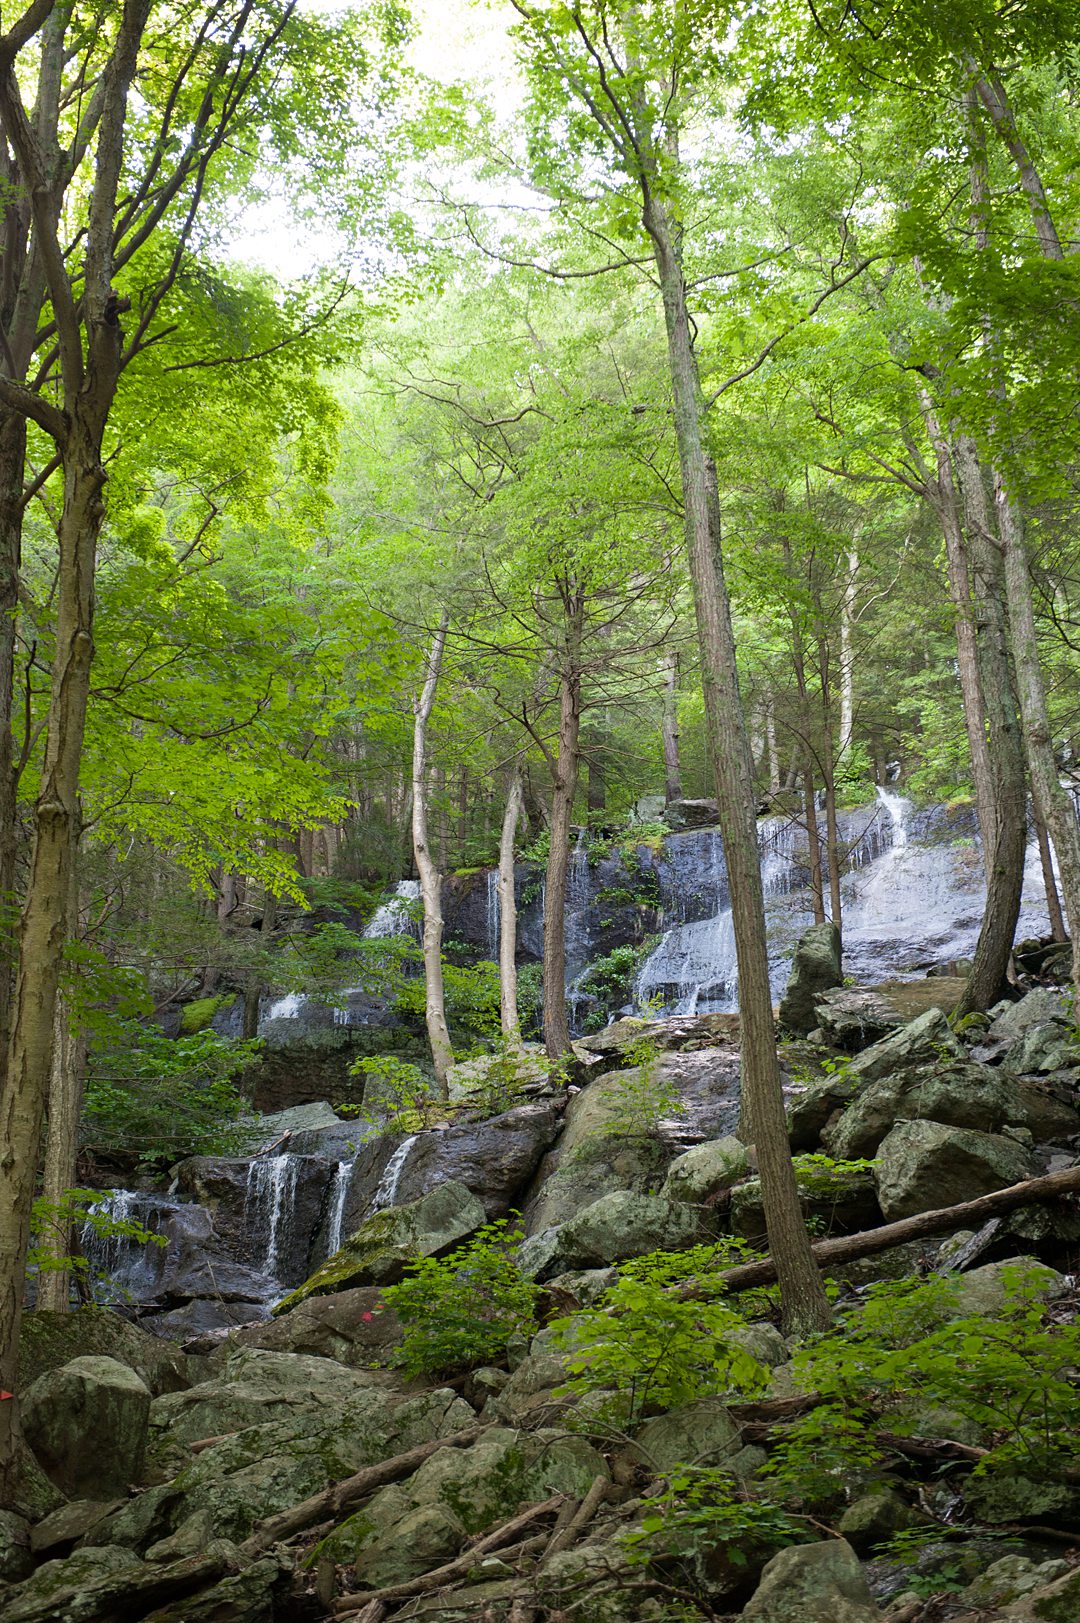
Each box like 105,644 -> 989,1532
965,1471 -> 1080,1526
814,989 -> 902,1051
22,1355 -> 151,1499
630,1398 -> 739,1472
136,1554 -> 285,1622
837,1487 -> 922,1551
555,1189 -> 697,1267
230,1286 -> 402,1366
18,1307 -> 191,1396
234,1101 -> 343,1151
391,1102 -> 562,1220
661,1136 -> 748,1204
1002,1563 -> 1080,1619
962,1556 -> 1070,1611
947,1257 -> 1065,1318
1003,1023 -> 1078,1075
275,1179 -> 486,1309
779,923 -> 843,1034
1,1545 -> 145,1622
355,1501 -> 467,1587
30,1498 -> 122,1555
824,1060 -> 1080,1161
731,1165 -> 879,1243
874,1120 -> 1040,1220
0,1509 -> 32,1583
843,1006 -> 964,1084
987,989 -> 1070,1046
403,1425 -> 606,1535
743,1537 -> 884,1621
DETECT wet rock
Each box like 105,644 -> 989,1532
275,1179 -> 486,1310
813,988 -> 903,1050
18,1307 -> 191,1395
824,1060 -> 1080,1161
874,1120 -> 1040,1220
661,1135 -> 748,1204
779,923 -> 843,1035
391,1103 -> 561,1219
0,1509 -> 32,1583
172,1153 -> 332,1288
22,1355 -> 151,1499
230,1285 -> 402,1366
137,1299 -> 269,1342
233,1101 -> 343,1152
742,1537 -> 884,1621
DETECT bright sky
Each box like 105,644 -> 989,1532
232,0 -> 520,278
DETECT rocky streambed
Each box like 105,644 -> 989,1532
7,980 -> 1080,1620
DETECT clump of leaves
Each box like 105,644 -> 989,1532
625,1466 -> 807,1573
383,1220 -> 540,1379
553,1247 -> 768,1428
791,1153 -> 876,1196
597,1029 -> 684,1140
346,1054 -> 437,1136
83,1025 -> 258,1169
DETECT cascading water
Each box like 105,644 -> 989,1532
485,870 -> 500,961
371,1134 -> 418,1212
79,1190 -> 175,1304
245,1154 -> 299,1279
363,879 -> 422,941
323,1159 -> 355,1257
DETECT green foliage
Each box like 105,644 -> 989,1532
29,1189 -> 167,1290
346,1054 -> 435,1135
791,1153 -> 877,1196
393,957 -> 500,1041
83,1026 -> 258,1169
383,1220 -> 540,1378
599,1031 -> 684,1139
575,941 -> 656,1034
553,1248 -> 767,1428
626,1467 -> 807,1571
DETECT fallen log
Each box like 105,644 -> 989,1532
681,1164 -> 1080,1297
332,1495 -> 564,1615
541,1473 -> 608,1563
240,1425 -> 491,1555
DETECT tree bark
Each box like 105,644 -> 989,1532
640,182 -> 830,1334
36,974 -> 88,1314
838,546 -> 857,761
661,649 -> 682,804
542,623 -> 582,1060
1034,814 -> 1067,944
412,615 -> 454,1093
498,763 -> 524,1041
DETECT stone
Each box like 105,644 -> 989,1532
843,1006 -> 964,1085
1004,1564 -> 1080,1619
731,1165 -> 880,1243
354,1502 -> 467,1587
986,989 -> 1071,1047
145,1508 -> 218,1563
403,1425 -> 606,1535
30,1498 -> 123,1555
0,1509 -> 32,1583
962,1556 -> 1070,1611
6,1436 -> 66,1522
234,1101 -> 344,1151
137,1300 -> 269,1343
22,1355 -> 151,1499
171,1154 -> 332,1290
965,1471 -> 1080,1526
824,1060 -> 1080,1161
390,1103 -> 562,1219
18,1307 -> 191,1396
837,1487 -> 923,1551
874,1120 -> 1040,1220
1003,1023 -> 1078,1075
576,1012 -> 739,1058
230,1285 -> 402,1366
537,1541 -> 644,1622
742,1538 -> 884,1621
1,1545 -> 145,1622
661,1136 -> 749,1204
630,1398 -> 739,1472
814,988 -> 902,1051
554,1189 -> 697,1267
274,1179 -> 486,1310
779,923 -> 843,1035
493,1326 -> 576,1423
947,1257 -> 1065,1318
137,1554 -> 286,1622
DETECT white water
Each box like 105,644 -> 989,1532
371,1134 -> 418,1212
246,1154 -> 299,1279
264,990 -> 307,1021
363,879 -> 421,940
324,1159 -> 355,1257
485,869 -> 500,960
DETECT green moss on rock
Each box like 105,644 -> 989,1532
179,994 -> 234,1034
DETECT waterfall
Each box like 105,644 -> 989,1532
363,879 -> 421,940
324,1160 -> 355,1257
264,990 -> 307,1022
485,869 -> 500,961
245,1154 -> 299,1279
79,1190 -> 170,1302
371,1134 -> 418,1212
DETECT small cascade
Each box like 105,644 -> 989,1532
323,1160 -> 355,1257
79,1190 -> 173,1303
264,990 -> 307,1022
245,1154 -> 299,1280
485,869 -> 501,961
363,878 -> 421,940
371,1134 -> 418,1212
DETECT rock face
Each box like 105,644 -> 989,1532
661,1136 -> 748,1204
824,1060 -> 1080,1160
742,1537 -> 884,1622
813,987 -> 902,1049
18,1308 -> 191,1395
389,1103 -> 561,1219
842,1005 -> 964,1083
779,923 -> 842,1035
22,1356 -> 151,1499
874,1120 -> 1041,1220
275,1179 -> 486,1310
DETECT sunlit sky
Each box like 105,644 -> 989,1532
233,0 -> 519,277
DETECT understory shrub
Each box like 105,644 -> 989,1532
383,1219 -> 540,1378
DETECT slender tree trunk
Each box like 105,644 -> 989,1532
1034,815 -> 1067,944
498,764 -> 524,1042
36,980 -> 87,1313
0,412 -> 25,1069
542,639 -> 582,1060
815,631 -> 843,939
662,650 -> 682,804
786,565 -> 825,925
412,616 -> 454,1094
641,184 -> 829,1332
764,695 -> 780,797
838,546 -> 857,761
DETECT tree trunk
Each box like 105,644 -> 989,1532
1034,814 -> 1067,944
36,979 -> 88,1314
412,616 -> 454,1093
764,694 -> 780,797
662,650 -> 682,804
0,411 -> 26,1069
838,546 -> 857,761
542,639 -> 581,1060
802,759 -> 826,926
815,630 -> 843,939
996,481 -> 1080,993
498,764 -> 524,1042
643,180 -> 829,1332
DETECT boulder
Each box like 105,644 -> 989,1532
823,1060 -> 1080,1161
0,1509 -> 32,1583
18,1307 -> 191,1395
1003,1023 -> 1078,1075
402,1424 -> 605,1534
837,1487 -> 923,1551
172,1153 -> 332,1288
131,1554 -> 286,1622
576,1012 -> 739,1058
234,1101 -> 343,1152
961,1555 -> 1070,1612
22,1355 -> 151,1499
0,1545 -> 145,1623
30,1498 -> 122,1556
946,1257 -> 1065,1318
390,1103 -> 561,1219
1002,1563 -> 1080,1619
661,1136 -> 749,1205
965,1470 -> 1080,1527
231,1285 -> 402,1366
353,1502 -> 467,1588
731,1165 -> 880,1243
779,923 -> 843,1035
629,1398 -> 740,1473
986,989 -> 1071,1047
813,988 -> 902,1050
742,1537 -> 884,1622
554,1190 -> 697,1267
843,1006 -> 964,1084
874,1120 -> 1040,1220
274,1179 -> 486,1311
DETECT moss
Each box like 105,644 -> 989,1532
272,1211 -> 406,1315
178,993 -> 235,1034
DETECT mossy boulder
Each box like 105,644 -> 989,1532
731,1164 -> 880,1243
874,1120 -> 1039,1220
1,1546 -> 145,1622
742,1538 -> 883,1622
22,1356 -> 151,1499
178,993 -> 234,1034
778,922 -> 842,1035
274,1179 -> 486,1312
661,1136 -> 749,1205
19,1307 -> 191,1396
